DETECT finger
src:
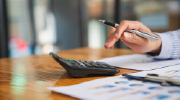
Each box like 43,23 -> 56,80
110,45 -> 114,49
106,21 -> 143,48
104,33 -> 117,48
120,32 -> 147,45
107,26 -> 116,40
108,21 -> 139,47
105,27 -> 120,48
115,21 -> 151,40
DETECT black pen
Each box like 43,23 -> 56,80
98,20 -> 158,42
99,20 -> 119,28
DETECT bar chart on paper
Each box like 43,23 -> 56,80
48,76 -> 180,100
96,54 -> 180,70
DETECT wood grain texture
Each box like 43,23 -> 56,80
0,47 -> 140,100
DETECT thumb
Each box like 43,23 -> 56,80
120,32 -> 147,45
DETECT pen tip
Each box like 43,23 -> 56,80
98,20 -> 105,23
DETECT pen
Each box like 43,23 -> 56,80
122,74 -> 161,84
122,73 -> 180,86
99,20 -> 158,42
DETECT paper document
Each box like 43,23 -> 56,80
96,54 -> 180,70
128,63 -> 180,79
48,76 -> 180,100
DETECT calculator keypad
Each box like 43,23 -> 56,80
67,59 -> 116,69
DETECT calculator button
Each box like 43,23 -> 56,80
97,62 -> 108,68
89,61 -> 100,68
85,63 -> 93,67
71,62 -> 76,65
79,60 -> 84,62
108,66 -> 116,69
79,60 -> 89,66
82,62 -> 91,66
91,62 -> 101,67
73,60 -> 86,67
68,61 -> 78,66
101,65 -> 108,68
82,61 -> 94,67
97,62 -> 109,66
85,64 -> 94,68
85,61 -> 92,64
67,59 -> 72,61
104,63 -> 111,67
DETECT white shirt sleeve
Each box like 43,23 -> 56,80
145,29 -> 180,59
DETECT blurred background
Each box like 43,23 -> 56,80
0,0 -> 180,58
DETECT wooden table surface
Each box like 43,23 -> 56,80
0,47 -> 140,100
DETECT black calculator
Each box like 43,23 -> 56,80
49,52 -> 120,78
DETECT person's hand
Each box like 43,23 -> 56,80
104,20 -> 162,54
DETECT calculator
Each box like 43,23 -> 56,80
49,52 -> 120,78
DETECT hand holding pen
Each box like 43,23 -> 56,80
99,20 -> 162,54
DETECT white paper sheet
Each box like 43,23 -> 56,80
128,63 -> 180,79
96,54 -> 180,70
48,76 -> 180,100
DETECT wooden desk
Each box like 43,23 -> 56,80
0,47 -> 139,100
